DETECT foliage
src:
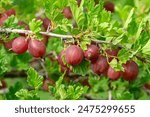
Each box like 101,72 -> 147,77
0,0 -> 150,100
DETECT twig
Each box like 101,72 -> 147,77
0,28 -> 150,64
0,28 -> 73,39
39,59 -> 49,78
92,39 -> 150,64
108,80 -> 112,100
0,88 -> 8,94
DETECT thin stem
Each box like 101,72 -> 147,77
39,59 -> 49,78
0,28 -> 73,39
0,27 -> 150,64
108,80 -> 112,100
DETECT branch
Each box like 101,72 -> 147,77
92,39 -> 150,64
0,27 -> 150,64
0,28 -> 73,39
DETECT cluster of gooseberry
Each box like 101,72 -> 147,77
58,44 -> 139,81
0,9 -> 52,58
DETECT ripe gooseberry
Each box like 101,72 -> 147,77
107,66 -> 121,80
12,37 -> 28,54
28,39 -> 46,58
91,55 -> 109,75
84,44 -> 99,63
65,45 -> 84,65
122,60 -> 139,81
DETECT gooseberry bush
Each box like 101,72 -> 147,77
0,0 -> 150,100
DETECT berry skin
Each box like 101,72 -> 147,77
63,7 -> 73,19
107,66 -> 121,80
77,0 -> 81,6
5,9 -> 16,16
106,48 -> 120,62
91,55 -> 109,75
58,50 -> 66,67
0,15 -> 8,26
122,60 -> 139,81
84,44 -> 99,63
28,39 -> 46,58
43,18 -> 51,30
12,37 -> 28,54
104,1 -> 115,12
3,40 -> 13,49
65,45 -> 84,65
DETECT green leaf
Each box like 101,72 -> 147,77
123,8 -> 134,29
109,59 -> 124,71
15,89 -> 40,100
135,20 -> 143,42
52,74 -> 88,100
118,49 -> 130,64
6,82 -> 23,100
3,15 -> 18,28
73,60 -> 90,76
29,19 -> 42,39
27,67 -> 44,90
80,37 -> 91,50
69,0 -> 85,28
142,39 -> 150,55
0,46 -> 8,76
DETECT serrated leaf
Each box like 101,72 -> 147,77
135,20 -> 143,42
27,67 -> 44,90
142,39 -> 150,55
109,59 -> 124,71
52,74 -> 88,100
6,82 -> 23,100
29,19 -> 42,35
73,60 -> 90,76
123,8 -> 134,29
15,89 -> 40,100
80,37 -> 91,50
118,49 -> 130,64
0,46 -> 8,76
3,15 -> 18,28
